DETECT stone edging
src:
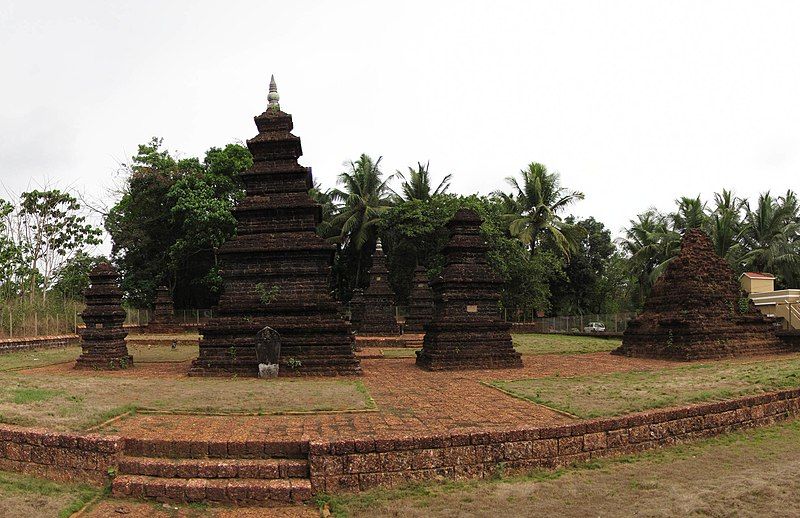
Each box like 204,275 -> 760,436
0,426 -> 121,484
0,334 -> 79,354
307,387 -> 800,493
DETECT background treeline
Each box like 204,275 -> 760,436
1,138 -> 798,320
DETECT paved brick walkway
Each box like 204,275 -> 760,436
107,353 -> 670,442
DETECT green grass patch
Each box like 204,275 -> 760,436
491,356 -> 800,418
0,369 -> 374,431
0,470 -> 98,518
0,347 -> 81,371
511,334 -> 620,355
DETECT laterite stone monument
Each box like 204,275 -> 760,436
358,240 -> 399,335
75,262 -> 133,370
404,265 -> 434,333
147,285 -> 180,333
416,208 -> 523,370
189,77 -> 361,376
614,229 -> 789,360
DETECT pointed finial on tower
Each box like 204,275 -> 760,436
375,239 -> 383,253
268,74 -> 280,110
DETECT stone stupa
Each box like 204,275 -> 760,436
147,285 -> 180,333
358,240 -> 399,335
75,262 -> 133,370
416,208 -> 523,370
614,229 -> 789,360
189,77 -> 361,376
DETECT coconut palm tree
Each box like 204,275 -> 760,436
619,210 -> 680,302
740,191 -> 800,286
497,162 -> 586,259
329,154 -> 396,286
671,196 -> 708,232
396,162 -> 452,201
707,189 -> 746,263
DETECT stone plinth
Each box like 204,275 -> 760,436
404,265 -> 433,333
614,229 -> 789,360
76,263 -> 133,370
358,241 -> 399,335
416,209 -> 522,370
189,80 -> 360,377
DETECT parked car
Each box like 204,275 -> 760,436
583,322 -> 606,333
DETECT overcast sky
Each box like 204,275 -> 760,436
1,0 -> 799,247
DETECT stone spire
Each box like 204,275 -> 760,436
189,83 -> 360,376
358,239 -> 399,335
404,264 -> 434,333
268,75 -> 280,110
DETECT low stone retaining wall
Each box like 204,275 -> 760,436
0,334 -> 79,354
308,388 -> 800,493
0,388 -> 798,497
0,425 -> 121,484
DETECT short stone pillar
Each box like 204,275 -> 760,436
75,263 -> 133,370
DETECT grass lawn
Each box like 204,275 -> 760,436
0,343 -> 200,371
317,420 -> 800,517
0,470 -> 98,518
0,372 -> 374,431
511,333 -> 620,355
491,356 -> 800,418
378,334 -> 619,359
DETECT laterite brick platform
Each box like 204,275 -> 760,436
2,353 -> 800,506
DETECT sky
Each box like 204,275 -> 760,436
1,0 -> 799,249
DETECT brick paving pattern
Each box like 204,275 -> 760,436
108,353 -> 670,442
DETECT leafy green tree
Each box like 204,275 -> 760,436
51,251 -> 106,300
497,162 -> 586,259
550,217 -> 621,315
396,162 -> 451,201
0,199 -> 23,299
15,189 -> 102,300
106,138 -> 250,308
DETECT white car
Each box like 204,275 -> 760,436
583,322 -> 606,333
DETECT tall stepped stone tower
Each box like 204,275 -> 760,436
189,77 -> 361,376
416,208 -> 522,370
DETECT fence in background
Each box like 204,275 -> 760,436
0,303 -> 214,339
524,312 -> 637,333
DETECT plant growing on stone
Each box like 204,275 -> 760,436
256,283 -> 280,305
285,357 -> 302,369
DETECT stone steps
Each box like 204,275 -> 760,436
112,438 -> 314,505
111,474 -> 311,505
118,456 -> 309,479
